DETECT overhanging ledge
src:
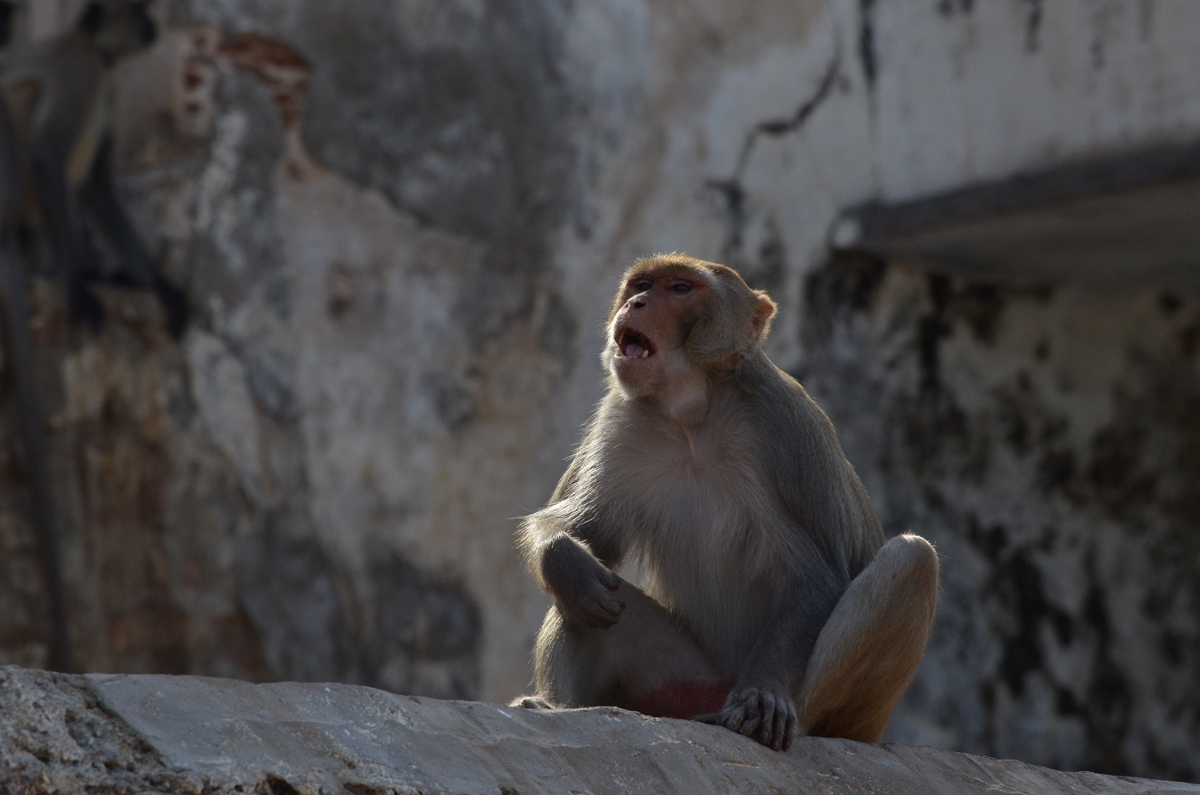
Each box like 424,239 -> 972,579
832,142 -> 1200,288
1,666 -> 1197,794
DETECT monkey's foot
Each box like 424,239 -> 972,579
510,696 -> 555,710
694,685 -> 797,751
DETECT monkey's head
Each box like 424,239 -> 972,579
78,0 -> 157,61
606,255 -> 776,396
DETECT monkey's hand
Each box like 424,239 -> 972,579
539,533 -> 625,628
694,684 -> 798,751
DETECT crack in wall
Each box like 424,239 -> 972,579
858,0 -> 878,91
1023,0 -> 1045,52
730,53 -> 841,181
704,53 -> 839,282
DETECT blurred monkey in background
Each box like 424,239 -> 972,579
0,0 -> 187,672
2,0 -> 186,335
514,255 -> 938,750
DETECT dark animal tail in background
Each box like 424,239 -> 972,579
0,88 -> 73,673
0,241 -> 73,673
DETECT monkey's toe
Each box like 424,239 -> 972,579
754,693 -> 778,746
775,697 -> 797,750
707,686 -> 797,751
511,696 -> 554,710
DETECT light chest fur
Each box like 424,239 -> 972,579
594,398 -> 802,674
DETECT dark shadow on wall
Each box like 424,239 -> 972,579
238,518 -> 481,699
799,251 -> 1200,782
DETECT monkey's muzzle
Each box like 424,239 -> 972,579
615,326 -> 656,359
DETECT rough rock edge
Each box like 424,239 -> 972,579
0,666 -> 1195,795
0,667 -> 200,794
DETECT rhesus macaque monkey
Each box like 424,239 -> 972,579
0,0 -> 185,672
2,0 -> 187,336
514,255 -> 938,750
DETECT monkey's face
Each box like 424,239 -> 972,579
80,0 -> 157,60
606,256 -> 777,398
606,265 -> 711,396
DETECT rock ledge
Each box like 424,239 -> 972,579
0,666 -> 1194,794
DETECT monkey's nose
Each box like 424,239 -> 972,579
630,297 -> 646,309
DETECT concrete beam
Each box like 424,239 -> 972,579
833,143 -> 1200,288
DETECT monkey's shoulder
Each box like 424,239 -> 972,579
731,365 -> 840,447
4,34 -> 104,86
3,36 -> 106,141
734,364 -> 883,545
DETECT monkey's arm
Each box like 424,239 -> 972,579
82,134 -> 187,337
519,429 -> 628,629
528,523 -> 624,629
30,140 -> 106,329
697,374 -> 879,749
20,43 -> 109,329
697,554 -> 845,751
519,500 -> 626,629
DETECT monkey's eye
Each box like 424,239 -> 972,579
668,281 -> 692,294
633,279 -> 652,292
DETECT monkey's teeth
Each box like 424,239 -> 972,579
640,349 -> 650,358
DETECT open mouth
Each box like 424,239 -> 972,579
615,326 -> 656,359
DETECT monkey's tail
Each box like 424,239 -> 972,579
0,239 -> 73,673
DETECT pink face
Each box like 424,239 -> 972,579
607,269 -> 710,390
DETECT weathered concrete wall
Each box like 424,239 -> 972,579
1,0 -> 1198,782
804,256 -> 1200,778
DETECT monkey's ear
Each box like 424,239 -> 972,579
78,2 -> 105,34
751,294 -> 776,342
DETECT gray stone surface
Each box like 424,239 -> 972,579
0,666 -> 1195,795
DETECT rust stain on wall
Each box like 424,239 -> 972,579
219,32 -> 324,181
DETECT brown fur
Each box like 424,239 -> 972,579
515,255 -> 938,750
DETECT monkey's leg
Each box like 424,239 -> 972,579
517,579 -> 729,718
797,533 -> 938,743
